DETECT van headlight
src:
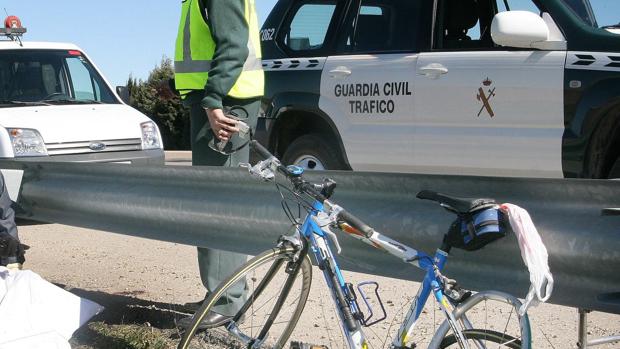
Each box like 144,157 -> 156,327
140,121 -> 162,150
7,128 -> 48,157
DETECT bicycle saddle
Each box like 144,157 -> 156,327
416,190 -> 496,214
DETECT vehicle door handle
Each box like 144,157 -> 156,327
329,66 -> 352,78
418,63 -> 448,79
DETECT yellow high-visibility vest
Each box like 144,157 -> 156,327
174,0 -> 264,99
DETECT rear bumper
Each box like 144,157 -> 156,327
9,149 -> 165,165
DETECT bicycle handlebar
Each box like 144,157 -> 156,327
250,140 -> 274,162
250,140 -> 375,238
337,210 -> 375,238
251,140 -> 324,199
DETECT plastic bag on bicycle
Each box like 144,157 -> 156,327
446,205 -> 510,251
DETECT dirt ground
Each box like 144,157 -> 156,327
17,223 -> 620,349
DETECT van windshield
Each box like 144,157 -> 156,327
560,0 -> 619,30
0,49 -> 118,106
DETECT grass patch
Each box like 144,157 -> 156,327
71,321 -> 176,349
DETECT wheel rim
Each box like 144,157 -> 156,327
433,291 -> 531,349
293,155 -> 326,170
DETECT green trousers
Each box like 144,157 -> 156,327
187,93 -> 261,316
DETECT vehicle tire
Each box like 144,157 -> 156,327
178,247 -> 313,349
282,134 -> 348,170
430,291 -> 531,349
608,156 -> 620,179
438,329 -> 522,348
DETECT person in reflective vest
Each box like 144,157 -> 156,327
174,0 -> 264,329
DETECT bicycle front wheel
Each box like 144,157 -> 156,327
178,246 -> 313,349
431,290 -> 532,349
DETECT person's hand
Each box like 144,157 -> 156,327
205,108 -> 240,142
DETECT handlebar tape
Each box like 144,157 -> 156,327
250,140 -> 273,160
338,210 -> 375,238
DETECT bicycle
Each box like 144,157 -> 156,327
178,140 -> 531,349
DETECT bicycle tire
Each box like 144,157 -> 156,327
429,290 -> 532,349
438,329 -> 522,348
178,246 -> 312,349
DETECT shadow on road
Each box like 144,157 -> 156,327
61,285 -> 191,348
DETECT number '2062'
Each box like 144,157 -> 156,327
260,28 -> 275,41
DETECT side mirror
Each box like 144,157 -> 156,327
116,85 -> 130,104
491,11 -> 552,49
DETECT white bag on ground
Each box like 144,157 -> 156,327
500,203 -> 554,316
0,331 -> 70,349
0,267 -> 103,348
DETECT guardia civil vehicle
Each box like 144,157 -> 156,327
257,0 -> 620,178
0,17 -> 164,165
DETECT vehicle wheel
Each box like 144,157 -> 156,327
282,134 -> 347,170
177,247 -> 312,349
608,156 -> 620,179
431,291 -> 531,349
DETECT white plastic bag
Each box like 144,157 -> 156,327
0,331 -> 70,349
0,267 -> 103,348
500,203 -> 554,316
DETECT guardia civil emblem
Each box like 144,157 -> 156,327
476,78 -> 496,118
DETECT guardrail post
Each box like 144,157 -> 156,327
577,308 -> 620,348
578,308 -> 590,349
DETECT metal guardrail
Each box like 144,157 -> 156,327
2,160 -> 619,314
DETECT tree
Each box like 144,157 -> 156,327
127,58 -> 190,150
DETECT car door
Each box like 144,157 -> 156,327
412,0 -> 567,177
319,0 -> 431,172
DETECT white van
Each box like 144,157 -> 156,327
0,22 -> 164,165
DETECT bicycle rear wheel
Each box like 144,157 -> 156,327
438,329 -> 521,348
178,246 -> 312,349
431,290 -> 532,349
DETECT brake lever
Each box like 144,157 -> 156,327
314,212 -> 342,254
240,160 -> 275,181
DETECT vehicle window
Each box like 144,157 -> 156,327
434,0 -> 542,50
284,1 -> 337,52
347,0 -> 420,53
66,56 -> 99,100
0,50 -> 117,104
561,0 -> 596,26
561,0 -> 619,29
496,0 -> 541,13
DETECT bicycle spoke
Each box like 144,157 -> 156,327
499,306 -> 515,346
438,292 -> 529,349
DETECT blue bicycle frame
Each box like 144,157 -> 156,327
298,199 -> 460,349
243,141 -> 529,349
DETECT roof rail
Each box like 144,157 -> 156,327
0,28 -> 26,46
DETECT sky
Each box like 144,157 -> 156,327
2,1 -> 618,87
1,0 -> 278,87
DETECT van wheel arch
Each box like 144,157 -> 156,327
585,107 -> 620,179
270,110 -> 351,170
609,156 -> 620,179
